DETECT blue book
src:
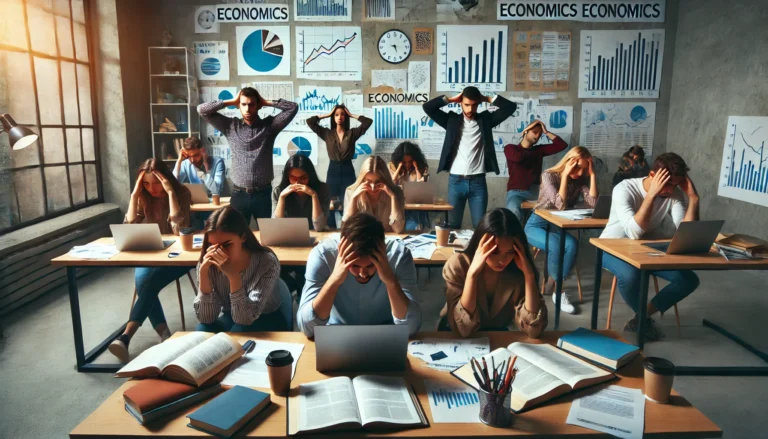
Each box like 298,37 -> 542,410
187,386 -> 271,439
557,328 -> 640,370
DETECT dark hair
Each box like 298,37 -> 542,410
391,141 -> 428,171
329,104 -> 350,132
651,152 -> 690,177
278,154 -> 322,192
137,158 -> 185,198
461,86 -> 483,102
240,86 -> 260,100
183,136 -> 202,150
464,208 -> 539,282
627,145 -> 645,159
340,213 -> 385,257
198,206 -> 273,264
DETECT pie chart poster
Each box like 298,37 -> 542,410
274,131 -> 319,165
237,26 -> 291,76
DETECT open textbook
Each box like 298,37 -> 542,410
288,375 -> 428,435
452,343 -> 614,412
116,333 -> 244,387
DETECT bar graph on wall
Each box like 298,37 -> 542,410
437,25 -> 508,92
374,106 -> 421,139
718,116 -> 768,207
578,30 -> 665,98
364,0 -> 395,20
294,0 -> 351,21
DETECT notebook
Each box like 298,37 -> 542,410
557,328 -> 640,370
187,386 -> 271,439
123,380 -> 223,425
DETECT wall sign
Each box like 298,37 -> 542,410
216,4 -> 290,23
497,0 -> 665,22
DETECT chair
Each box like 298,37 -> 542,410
606,273 -> 681,335
275,278 -> 294,331
129,271 -> 198,331
531,247 -> 583,303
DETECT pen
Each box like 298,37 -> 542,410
242,340 -> 255,354
503,356 -> 517,393
470,358 -> 484,389
496,360 -> 506,393
481,358 -> 491,388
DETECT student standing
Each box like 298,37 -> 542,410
297,213 -> 421,338
272,155 -> 330,232
108,159 -> 192,362
342,156 -> 406,233
442,208 -> 547,338
197,87 -> 298,226
504,120 -> 568,223
422,87 -> 516,228
524,147 -> 598,315
173,136 -> 226,229
601,153 -> 700,341
194,206 -> 288,332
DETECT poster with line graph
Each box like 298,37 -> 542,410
364,0 -> 395,20
294,0 -> 351,21
374,105 -> 423,140
437,25 -> 508,92
425,380 -> 480,423
296,26 -> 361,80
236,26 -> 291,76
580,102 -> 656,159
579,29 -> 665,99
274,131 -> 319,165
297,86 -> 342,113
718,116 -> 768,207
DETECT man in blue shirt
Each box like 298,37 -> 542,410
298,213 -> 421,338
173,136 -> 226,228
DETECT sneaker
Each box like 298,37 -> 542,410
552,291 -> 578,314
108,334 -> 131,363
158,328 -> 172,342
624,316 -> 664,342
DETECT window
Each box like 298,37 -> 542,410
0,0 -> 100,233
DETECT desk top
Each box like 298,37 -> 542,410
591,238 -> 768,271
521,200 -> 537,210
534,209 -> 609,230
51,232 -> 457,267
70,331 -> 721,439
190,197 -> 231,212
329,203 -> 454,212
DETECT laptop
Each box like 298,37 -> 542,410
110,224 -> 175,251
314,325 -> 410,373
591,195 -> 612,219
403,181 -> 437,204
257,218 -> 313,247
643,220 -> 725,255
184,183 -> 210,204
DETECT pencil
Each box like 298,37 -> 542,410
481,358 -> 490,388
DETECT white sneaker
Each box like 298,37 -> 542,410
552,291 -> 578,314
108,339 -> 130,363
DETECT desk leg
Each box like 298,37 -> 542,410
554,227 -> 566,330
591,248 -> 603,330
636,270 -> 650,349
673,319 -> 768,376
543,222 -> 549,289
444,211 -> 449,225
67,267 -> 86,370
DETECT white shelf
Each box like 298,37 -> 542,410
153,131 -> 199,135
151,103 -> 191,106
151,74 -> 194,78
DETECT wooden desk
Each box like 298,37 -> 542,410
190,197 -> 231,212
71,331 -> 722,439
329,203 -> 453,225
520,200 -> 537,210
589,238 -> 768,375
51,233 -> 457,373
533,210 -> 609,330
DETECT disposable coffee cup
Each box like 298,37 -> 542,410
436,226 -> 450,247
212,194 -> 221,205
643,357 -> 675,404
179,228 -> 194,252
266,350 -> 294,396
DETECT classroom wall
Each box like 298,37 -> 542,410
665,0 -> 768,240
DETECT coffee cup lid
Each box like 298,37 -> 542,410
179,227 -> 194,235
265,350 -> 294,367
643,357 -> 675,375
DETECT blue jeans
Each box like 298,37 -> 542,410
447,174 -> 488,228
230,187 -> 272,228
130,266 -> 192,327
524,213 -> 578,281
195,310 -> 290,332
505,185 -> 539,224
191,211 -> 212,231
602,253 -> 700,314
405,212 -> 422,231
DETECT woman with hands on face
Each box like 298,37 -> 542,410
342,156 -> 406,233
441,208 -> 547,338
272,155 -> 330,232
194,206 -> 288,332
388,141 -> 429,185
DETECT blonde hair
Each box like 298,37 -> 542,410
545,146 -> 592,175
349,156 -> 404,212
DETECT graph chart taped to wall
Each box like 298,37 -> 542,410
580,102 -> 656,160
294,0 -> 351,21
274,131 -> 319,165
373,105 -> 423,140
364,0 -> 395,20
437,25 -> 508,92
296,26 -> 362,80
578,29 -> 665,99
718,116 -> 768,207
237,26 -> 291,76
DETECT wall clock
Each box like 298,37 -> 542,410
378,29 -> 411,64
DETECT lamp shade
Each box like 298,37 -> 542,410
0,114 -> 38,150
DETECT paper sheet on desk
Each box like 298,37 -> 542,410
402,235 -> 437,259
551,209 -> 594,220
321,232 -> 402,245
425,380 -> 481,423
67,244 -> 119,260
221,340 -> 305,388
566,385 -> 645,439
408,337 -> 490,371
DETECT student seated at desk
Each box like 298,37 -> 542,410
388,141 -> 429,231
524,147 -> 598,315
272,154 -> 330,232
342,156 -> 406,233
109,159 -> 192,363
194,206 -> 288,332
441,208 -> 547,338
297,213 -> 421,338
601,153 -> 700,341
172,136 -> 226,230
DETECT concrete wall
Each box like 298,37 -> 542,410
665,0 -> 768,239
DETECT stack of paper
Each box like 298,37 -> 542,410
402,235 -> 437,259
408,337 -> 490,371
221,340 -> 305,388
566,385 -> 645,439
67,244 -> 119,260
551,209 -> 594,220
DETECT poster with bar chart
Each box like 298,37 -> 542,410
296,26 -> 362,80
580,102 -> 656,159
425,380 -> 480,423
718,116 -> 768,207
294,0 -> 351,21
364,0 -> 395,20
578,29 -> 665,99
437,25 -> 508,92
374,105 -> 422,140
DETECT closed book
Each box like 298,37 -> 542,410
557,328 -> 639,370
187,385 -> 271,439
124,379 -> 200,414
124,384 -> 223,425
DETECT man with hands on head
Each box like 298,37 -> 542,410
297,213 -> 421,338
173,136 -> 226,229
600,152 -> 701,341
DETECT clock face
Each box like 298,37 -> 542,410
198,10 -> 216,30
378,30 -> 411,64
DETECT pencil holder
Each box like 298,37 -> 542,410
477,388 -> 512,428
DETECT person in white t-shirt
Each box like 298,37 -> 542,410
600,153 -> 701,341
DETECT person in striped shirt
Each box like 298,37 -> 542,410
194,206 -> 288,332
